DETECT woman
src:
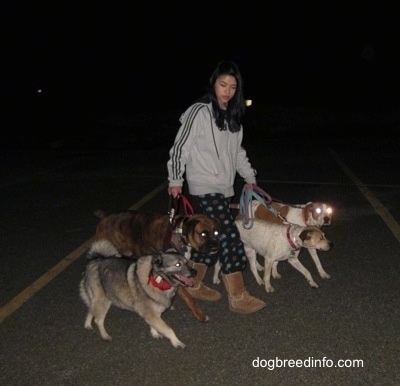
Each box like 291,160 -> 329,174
167,60 -> 266,314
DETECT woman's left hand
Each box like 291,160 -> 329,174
245,182 -> 257,189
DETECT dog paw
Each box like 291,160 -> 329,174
100,333 -> 113,341
309,281 -> 319,288
195,312 -> 210,322
319,272 -> 331,279
265,286 -> 275,293
172,340 -> 186,349
272,273 -> 281,279
213,277 -> 221,284
150,327 -> 163,339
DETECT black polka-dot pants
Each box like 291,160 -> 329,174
189,193 -> 247,274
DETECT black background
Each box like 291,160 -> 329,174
4,1 -> 400,144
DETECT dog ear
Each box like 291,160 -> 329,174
154,255 -> 163,267
299,229 -> 312,242
300,227 -> 319,242
151,249 -> 164,267
212,218 -> 221,230
182,218 -> 198,237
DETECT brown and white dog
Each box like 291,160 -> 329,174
94,209 -> 220,322
236,218 -> 333,293
213,200 -> 333,284
238,200 -> 333,228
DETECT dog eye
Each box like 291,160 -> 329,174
200,232 -> 208,239
327,207 -> 333,215
214,231 -> 219,237
315,207 -> 322,214
175,263 -> 181,267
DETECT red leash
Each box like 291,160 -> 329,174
178,194 -> 194,217
168,194 -> 194,224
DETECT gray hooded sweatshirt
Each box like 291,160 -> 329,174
167,102 -> 256,198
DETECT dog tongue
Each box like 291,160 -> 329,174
177,275 -> 193,287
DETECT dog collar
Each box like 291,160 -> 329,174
286,226 -> 301,250
172,216 -> 190,235
148,275 -> 172,290
170,233 -> 189,254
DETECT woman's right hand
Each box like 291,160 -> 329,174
168,186 -> 182,198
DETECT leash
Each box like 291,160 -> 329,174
235,190 -> 302,226
168,194 -> 194,224
178,194 -> 194,217
240,185 -> 273,229
236,186 -> 308,228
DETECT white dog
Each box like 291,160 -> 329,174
235,218 -> 333,292
216,200 -> 333,284
243,200 -> 333,277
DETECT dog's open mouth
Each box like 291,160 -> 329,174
172,273 -> 194,287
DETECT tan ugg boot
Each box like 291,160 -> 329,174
185,262 -> 222,301
221,271 -> 266,313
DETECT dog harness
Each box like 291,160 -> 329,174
170,229 -> 190,256
165,195 -> 194,256
166,214 -> 192,255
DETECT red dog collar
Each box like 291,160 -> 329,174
286,226 -> 301,250
148,275 -> 172,290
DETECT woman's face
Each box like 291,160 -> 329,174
214,74 -> 237,109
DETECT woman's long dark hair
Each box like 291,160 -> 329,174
198,60 -> 245,133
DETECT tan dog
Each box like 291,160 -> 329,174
218,200 -> 333,283
94,210 -> 220,322
236,218 -> 333,293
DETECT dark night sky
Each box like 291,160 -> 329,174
4,1 -> 400,125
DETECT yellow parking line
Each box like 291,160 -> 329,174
330,149 -> 400,243
0,181 -> 168,324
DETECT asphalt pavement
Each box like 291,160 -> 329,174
1,117 -> 399,385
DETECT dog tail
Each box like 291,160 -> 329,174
94,209 -> 107,219
87,239 -> 121,260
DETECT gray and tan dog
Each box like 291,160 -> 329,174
79,240 -> 196,348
